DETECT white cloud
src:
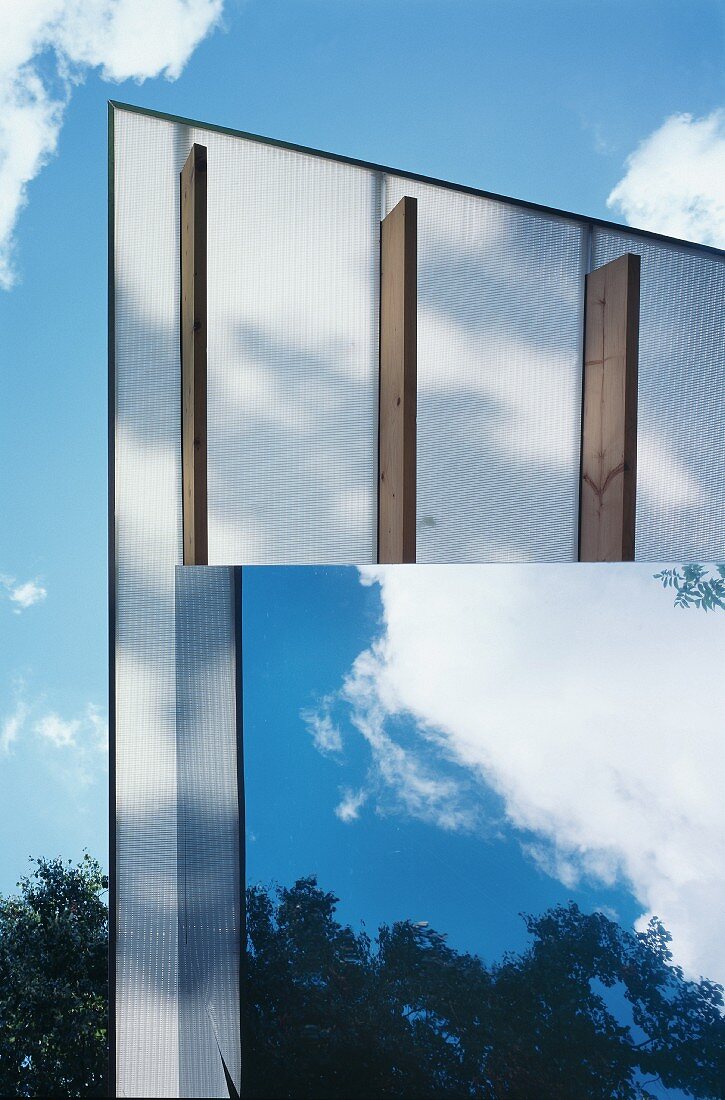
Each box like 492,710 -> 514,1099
320,565 -> 725,984
335,787 -> 368,823
341,645 -> 482,832
301,697 -> 344,755
1,575 -> 48,611
0,0 -> 224,288
608,110 -> 725,247
86,702 -> 108,751
32,703 -> 108,789
1,572 -> 48,610
2,671 -> 106,802
32,703 -> 108,755
1,696 -> 28,753
35,711 -> 81,747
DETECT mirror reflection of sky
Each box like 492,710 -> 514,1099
242,564 -> 723,989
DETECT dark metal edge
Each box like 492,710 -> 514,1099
179,159 -> 185,567
107,100 -> 117,1100
107,100 -> 725,260
576,264 -> 590,562
575,225 -> 593,561
234,567 -> 245,1099
376,214 -> 382,566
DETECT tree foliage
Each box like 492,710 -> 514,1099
245,877 -> 725,1100
2,859 -> 724,1099
655,565 -> 725,611
0,855 -> 108,1097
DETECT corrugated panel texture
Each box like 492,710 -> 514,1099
593,229 -> 725,560
385,177 -> 587,562
206,136 -> 380,563
176,568 -> 241,1099
114,107 -> 182,1098
113,103 -> 725,1099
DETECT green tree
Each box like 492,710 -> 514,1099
655,565 -> 725,611
0,854 -> 108,1097
2,860 -> 723,1099
244,877 -> 725,1100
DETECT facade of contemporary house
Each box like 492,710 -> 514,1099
109,101 -> 725,1098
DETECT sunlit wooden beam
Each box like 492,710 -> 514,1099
579,252 -> 640,561
378,196 -> 417,564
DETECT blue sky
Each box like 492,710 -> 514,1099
0,2 -> 724,895
242,565 -> 641,966
243,562 -> 722,1100
244,564 -> 724,990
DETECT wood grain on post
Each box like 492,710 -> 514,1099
378,196 -> 417,563
579,252 -> 640,562
180,143 -> 208,565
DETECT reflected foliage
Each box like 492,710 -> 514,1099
244,877 -> 725,1100
2,859 -> 722,1098
655,565 -> 725,611
0,855 -> 108,1098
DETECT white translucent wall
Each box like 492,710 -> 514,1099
113,104 -> 381,1097
114,107 -> 182,1099
385,177 -> 587,562
113,102 -> 725,1099
593,228 -> 725,560
206,137 -> 380,563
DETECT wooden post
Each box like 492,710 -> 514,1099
579,252 -> 640,562
378,196 -> 417,563
180,143 -> 208,565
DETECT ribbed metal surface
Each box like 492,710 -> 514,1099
176,568 -> 241,1099
205,136 -> 380,564
112,103 -> 725,1099
113,106 -> 182,1098
385,176 -> 587,562
593,228 -> 725,560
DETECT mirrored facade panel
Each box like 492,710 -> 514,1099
243,563 -> 725,1100
385,177 -> 587,562
593,228 -> 725,560
112,103 -> 725,1098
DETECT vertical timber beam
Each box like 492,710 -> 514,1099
378,196 -> 417,563
579,252 -> 640,562
181,143 -> 208,565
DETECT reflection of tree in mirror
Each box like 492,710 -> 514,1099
244,877 -> 725,1100
3,860 -> 722,1097
655,565 -> 725,611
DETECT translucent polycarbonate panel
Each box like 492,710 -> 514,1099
384,178 -> 587,562
206,136 -> 380,564
113,104 -> 380,1097
114,106 -> 182,1098
113,99 -> 725,1097
592,229 -> 725,560
176,568 -> 241,1099
115,105 -> 380,567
